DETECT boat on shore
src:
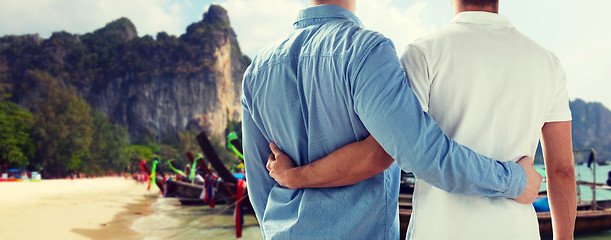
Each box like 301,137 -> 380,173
139,131 -> 251,212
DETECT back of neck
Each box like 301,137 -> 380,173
311,0 -> 355,13
455,4 -> 498,15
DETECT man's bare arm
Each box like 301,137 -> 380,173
541,121 -> 576,239
266,135 -> 393,189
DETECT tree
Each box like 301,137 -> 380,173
82,109 -> 130,174
0,89 -> 34,169
28,71 -> 93,177
134,130 -> 161,153
105,123 -> 130,172
125,144 -> 155,173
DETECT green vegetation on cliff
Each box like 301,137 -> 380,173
28,71 -> 94,176
0,71 -> 162,177
0,89 -> 34,169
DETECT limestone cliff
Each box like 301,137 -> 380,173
0,5 -> 249,142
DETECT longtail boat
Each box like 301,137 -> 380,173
197,131 -> 252,238
137,131 -> 251,238
144,131 -> 251,212
196,131 -> 252,212
163,152 -> 234,206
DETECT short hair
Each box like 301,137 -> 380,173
461,0 -> 498,7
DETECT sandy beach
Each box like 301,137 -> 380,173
0,177 -> 152,240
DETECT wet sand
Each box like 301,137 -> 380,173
0,177 -> 151,239
127,197 -> 262,240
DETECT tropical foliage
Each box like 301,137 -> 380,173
0,89 -> 34,169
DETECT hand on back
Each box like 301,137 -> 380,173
266,142 -> 298,189
513,156 -> 543,204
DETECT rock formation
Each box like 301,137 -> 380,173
0,5 -> 250,142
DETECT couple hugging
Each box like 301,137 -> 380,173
241,0 -> 575,239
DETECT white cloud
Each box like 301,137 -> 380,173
357,0 -> 438,55
218,0 -> 308,57
0,0 -> 188,38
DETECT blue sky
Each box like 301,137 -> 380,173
1,0 -> 609,109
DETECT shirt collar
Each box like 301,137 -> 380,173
450,11 -> 514,28
294,4 -> 364,29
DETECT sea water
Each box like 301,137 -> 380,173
131,197 -> 262,239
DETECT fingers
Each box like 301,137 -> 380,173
266,153 -> 274,171
267,142 -> 278,172
513,156 -> 542,204
269,142 -> 282,157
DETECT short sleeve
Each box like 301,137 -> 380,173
400,44 -> 431,112
545,60 -> 572,122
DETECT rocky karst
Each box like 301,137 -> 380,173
0,5 -> 249,142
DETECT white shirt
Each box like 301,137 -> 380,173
401,11 -> 571,240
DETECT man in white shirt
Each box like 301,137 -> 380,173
399,0 -> 576,239
265,0 -> 576,239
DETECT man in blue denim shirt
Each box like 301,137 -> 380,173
241,1 -> 541,239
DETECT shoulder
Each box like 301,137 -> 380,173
342,23 -> 392,49
315,20 -> 397,64
510,29 -> 565,71
399,26 -> 455,61
329,24 -> 398,70
247,21 -> 397,75
399,28 -> 446,68
244,35 -> 295,78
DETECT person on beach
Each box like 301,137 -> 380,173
266,0 -> 576,239
241,0 -> 542,239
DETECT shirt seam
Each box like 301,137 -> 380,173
348,38 -> 392,95
406,44 -> 433,112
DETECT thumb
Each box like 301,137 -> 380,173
269,142 -> 282,156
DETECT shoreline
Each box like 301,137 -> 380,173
0,177 -> 152,239
73,191 -> 160,240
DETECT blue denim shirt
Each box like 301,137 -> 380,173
241,5 -> 526,239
